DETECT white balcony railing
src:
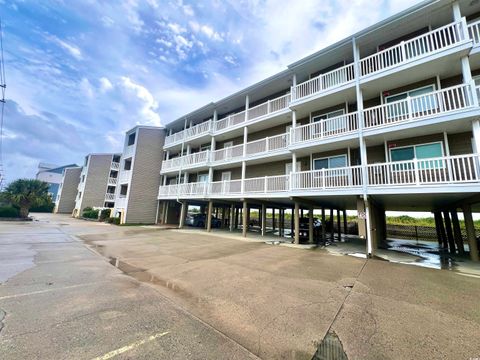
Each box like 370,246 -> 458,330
367,154 -> 480,186
360,19 -> 466,77
246,133 -> 289,156
108,177 -> 118,186
210,179 -> 242,195
164,120 -> 213,146
363,84 -> 474,129
158,154 -> 480,198
214,111 -> 247,132
291,166 -> 364,190
247,93 -> 291,120
292,63 -> 355,101
468,19 -> 480,45
211,144 -> 244,163
291,113 -> 359,145
111,162 -> 120,170
105,193 -> 115,201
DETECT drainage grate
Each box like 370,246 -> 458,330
312,331 -> 348,360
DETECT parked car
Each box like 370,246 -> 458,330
185,213 -> 222,228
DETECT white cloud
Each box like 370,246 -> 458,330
47,35 -> 83,60
80,78 -> 94,98
101,15 -> 115,27
99,77 -> 113,92
189,21 -> 223,41
120,76 -> 161,126
167,22 -> 186,34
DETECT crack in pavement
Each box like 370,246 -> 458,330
0,308 -> 5,334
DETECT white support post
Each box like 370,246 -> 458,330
473,120 -> 480,153
241,161 -> 246,194
245,94 -> 250,120
243,126 -> 248,157
452,1 -> 461,22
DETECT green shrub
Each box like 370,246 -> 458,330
0,206 -> 20,218
106,217 -> 120,225
99,208 -> 111,221
30,201 -> 55,213
82,208 -> 99,219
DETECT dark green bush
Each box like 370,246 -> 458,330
82,208 -> 99,219
99,209 -> 111,221
30,201 -> 55,213
112,217 -> 120,225
0,206 -> 20,218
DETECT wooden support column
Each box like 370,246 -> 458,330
179,201 -> 187,229
221,207 -> 226,228
206,201 -> 213,232
242,201 -> 248,237
235,207 -> 239,229
261,204 -> 266,236
343,210 -> 348,235
443,211 -> 456,254
337,209 -> 341,241
462,204 -> 479,261
433,212 -> 443,247
290,208 -> 294,239
451,210 -> 464,255
308,207 -> 314,244
230,204 -> 235,231
294,202 -> 300,244
437,212 -> 448,250
330,209 -> 335,241
272,208 -> 276,233
321,208 -> 326,245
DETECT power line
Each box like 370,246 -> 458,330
0,18 -> 6,190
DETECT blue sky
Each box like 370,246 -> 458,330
1,0 -> 419,183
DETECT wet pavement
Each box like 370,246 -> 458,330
1,214 -> 480,359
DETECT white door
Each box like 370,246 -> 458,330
224,141 -> 233,159
285,162 -> 301,174
221,171 -> 231,194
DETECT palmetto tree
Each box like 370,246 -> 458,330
1,179 -> 50,218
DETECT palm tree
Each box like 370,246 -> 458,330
1,179 -> 51,218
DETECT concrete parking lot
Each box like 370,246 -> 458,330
1,214 -> 480,359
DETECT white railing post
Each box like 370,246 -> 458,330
414,158 -> 420,185
322,169 -> 325,189
400,40 -> 406,62
406,96 -> 413,120
289,172 -> 293,190
267,100 -> 271,114
264,176 -> 268,193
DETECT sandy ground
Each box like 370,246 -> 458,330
1,213 -> 480,359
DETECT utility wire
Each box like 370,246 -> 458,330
0,18 -> 6,190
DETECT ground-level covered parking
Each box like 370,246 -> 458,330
1,214 -> 478,359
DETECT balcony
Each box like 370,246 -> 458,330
161,150 -> 210,173
107,177 -> 118,186
158,154 -> 480,199
360,19 -> 468,80
291,113 -> 359,148
467,19 -> 480,46
291,63 -> 355,103
245,133 -> 289,158
214,93 -> 291,133
211,144 -> 244,164
362,83 -> 477,133
105,193 -> 115,201
164,120 -> 213,147
111,162 -> 120,170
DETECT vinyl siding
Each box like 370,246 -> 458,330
126,127 -> 165,224
80,155 -> 112,210
56,167 -> 82,213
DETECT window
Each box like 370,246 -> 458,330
127,133 -> 136,146
124,158 -> 132,171
120,184 -> 128,196
81,175 -> 85,183
313,155 -> 347,170
200,144 -> 211,151
390,142 -> 444,169
112,155 -> 121,163
198,174 -> 209,183
312,109 -> 346,134
474,75 -> 480,87
385,85 -> 436,118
